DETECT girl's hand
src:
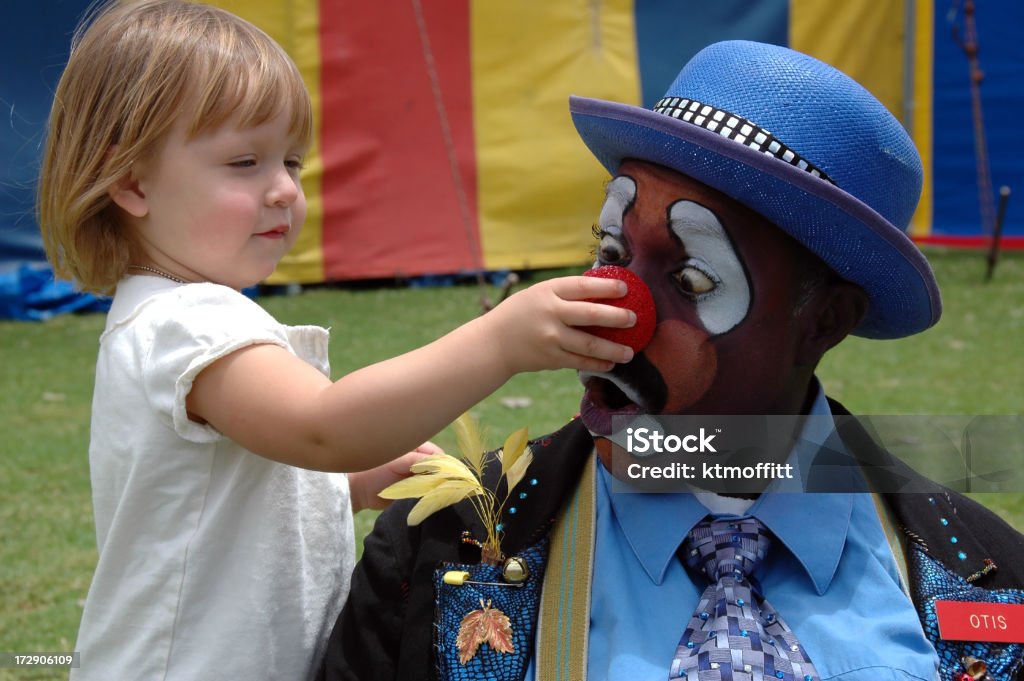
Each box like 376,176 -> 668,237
478,275 -> 637,375
348,442 -> 442,513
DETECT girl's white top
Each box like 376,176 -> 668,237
72,276 -> 354,681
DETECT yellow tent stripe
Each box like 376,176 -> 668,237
792,0 -> 932,238
909,0 -> 934,239
790,0 -> 905,118
209,0 -> 325,283
472,0 -> 640,272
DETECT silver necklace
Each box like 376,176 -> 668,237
127,265 -> 189,284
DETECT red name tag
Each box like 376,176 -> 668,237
935,600 -> 1024,643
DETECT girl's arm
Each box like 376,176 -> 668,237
186,275 -> 634,472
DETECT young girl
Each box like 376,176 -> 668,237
37,2 -> 635,679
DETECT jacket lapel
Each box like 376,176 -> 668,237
490,418 -> 595,556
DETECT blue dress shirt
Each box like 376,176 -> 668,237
528,388 -> 940,681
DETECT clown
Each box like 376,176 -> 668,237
579,163 -> 854,426
318,41 -> 1024,681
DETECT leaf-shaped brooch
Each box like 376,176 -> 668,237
456,598 -> 515,664
379,412 -> 533,564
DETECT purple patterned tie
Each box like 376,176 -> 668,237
669,517 -> 821,681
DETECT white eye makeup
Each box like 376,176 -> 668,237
594,176 -> 636,265
668,200 -> 750,335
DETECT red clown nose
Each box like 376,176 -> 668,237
581,265 -> 657,353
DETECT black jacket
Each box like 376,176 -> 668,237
318,402 -> 1024,681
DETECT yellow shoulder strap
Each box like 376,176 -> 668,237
871,491 -> 911,595
536,454 -> 597,681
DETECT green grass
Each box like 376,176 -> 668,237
818,249 -> 1023,414
0,248 -> 1021,679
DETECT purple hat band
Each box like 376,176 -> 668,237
570,40 -> 942,339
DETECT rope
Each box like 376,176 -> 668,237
950,0 -> 997,238
409,0 -> 494,312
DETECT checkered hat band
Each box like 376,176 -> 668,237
653,97 -> 835,185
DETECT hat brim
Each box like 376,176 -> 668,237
570,95 -> 941,339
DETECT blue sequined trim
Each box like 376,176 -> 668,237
909,544 -> 1024,681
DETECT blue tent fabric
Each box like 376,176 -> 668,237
0,265 -> 110,321
932,2 -> 1024,242
0,1 -> 85,319
635,0 -> 788,108
1,1 -> 83,276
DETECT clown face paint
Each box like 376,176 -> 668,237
666,200 -> 749,335
598,177 -> 634,237
579,160 -> 812,436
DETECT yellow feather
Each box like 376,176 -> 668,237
377,473 -> 449,500
504,446 -> 534,494
453,412 -> 485,472
407,479 -> 482,526
409,454 -> 479,484
408,453 -> 456,472
500,426 -> 529,478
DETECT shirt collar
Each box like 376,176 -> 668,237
107,274 -> 182,331
599,383 -> 853,594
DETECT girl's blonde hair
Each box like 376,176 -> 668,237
38,0 -> 312,294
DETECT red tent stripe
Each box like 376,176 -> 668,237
318,0 -> 479,281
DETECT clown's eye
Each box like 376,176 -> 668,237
593,229 -> 629,265
593,225 -> 622,266
675,265 -> 716,296
599,235 -> 627,264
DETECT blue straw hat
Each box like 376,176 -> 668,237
570,40 -> 941,339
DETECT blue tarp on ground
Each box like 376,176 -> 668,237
0,265 -> 110,321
